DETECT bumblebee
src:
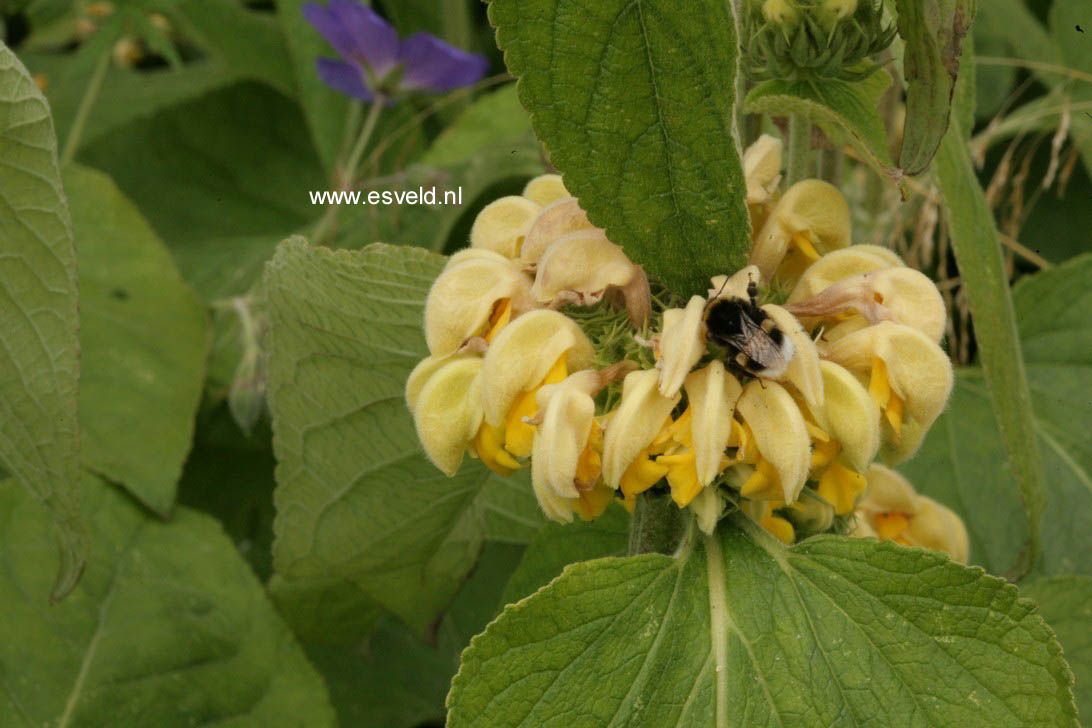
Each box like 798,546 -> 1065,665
703,278 -> 794,379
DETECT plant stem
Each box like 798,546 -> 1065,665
786,113 -> 811,185
60,52 -> 110,167
312,97 -> 385,245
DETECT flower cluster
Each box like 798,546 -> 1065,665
407,138 -> 967,563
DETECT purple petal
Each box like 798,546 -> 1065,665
302,3 -> 360,62
328,0 -> 399,75
398,33 -> 489,93
315,58 -> 374,101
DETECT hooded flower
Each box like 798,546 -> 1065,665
852,465 -> 969,563
477,310 -> 595,472
470,196 -> 543,259
822,321 -> 953,461
733,379 -> 812,504
522,174 -> 573,207
423,256 -> 535,356
304,0 -> 488,100
408,356 -> 484,476
749,180 -> 851,284
743,134 -> 784,231
602,369 -> 680,497
520,198 -> 595,266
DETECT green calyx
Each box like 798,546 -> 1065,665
743,0 -> 895,82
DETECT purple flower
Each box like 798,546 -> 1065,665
302,0 -> 489,101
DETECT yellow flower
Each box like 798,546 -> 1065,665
742,498 -> 795,544
743,134 -> 783,231
786,245 -> 902,303
734,380 -> 811,504
602,369 -> 680,496
822,321 -> 953,462
749,180 -> 851,284
424,256 -> 534,356
529,370 -> 615,523
531,230 -> 639,305
409,357 -> 484,476
522,174 -> 572,207
853,465 -> 969,563
786,266 -> 947,343
470,195 -> 542,258
761,303 -> 824,410
520,198 -> 595,266
478,310 -> 595,472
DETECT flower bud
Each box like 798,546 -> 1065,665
520,198 -> 595,266
762,0 -> 798,25
412,357 -> 484,476
656,295 -> 708,398
481,309 -> 595,429
522,174 -> 572,207
603,369 -> 680,490
736,379 -> 811,503
424,257 -> 534,356
470,195 -> 542,258
750,180 -> 851,283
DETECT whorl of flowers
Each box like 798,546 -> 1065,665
406,139 -> 966,562
742,0 -> 896,82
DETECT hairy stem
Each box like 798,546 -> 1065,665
628,491 -> 689,556
786,113 -> 811,186
312,97 -> 385,245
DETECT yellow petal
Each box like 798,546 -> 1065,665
604,370 -> 680,488
532,229 -> 636,303
658,451 -> 703,507
470,195 -> 541,258
520,198 -> 595,266
817,461 -> 868,515
684,360 -> 743,485
620,452 -> 670,497
481,309 -> 594,427
736,379 -> 811,503
413,358 -> 484,476
657,295 -> 708,397
424,257 -> 533,356
444,248 -> 509,270
573,482 -> 615,521
531,377 -> 595,499
522,174 -> 572,207
858,464 -> 919,515
743,134 -> 783,206
787,245 -> 902,304
750,180 -> 850,282
818,360 -> 881,472
762,304 -> 824,410
904,495 -> 970,563
826,321 -> 953,435
473,421 -> 521,476
406,353 -> 468,413
708,265 -> 762,301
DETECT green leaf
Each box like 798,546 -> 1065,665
270,575 -> 385,646
895,0 -> 976,174
305,542 -> 524,728
0,473 -> 336,727
264,239 -> 541,637
419,84 -> 535,167
170,0 -> 296,97
0,42 -> 85,601
65,164 -> 208,515
501,502 -> 629,605
933,105 -> 1046,579
745,71 -> 896,177
77,82 -> 326,277
488,0 -> 751,296
901,254 -> 1092,579
448,516 -> 1078,727
1024,576 -> 1092,719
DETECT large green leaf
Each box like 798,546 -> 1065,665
895,0 -> 976,174
65,165 -> 208,516
0,473 -> 335,726
78,82 -> 325,259
901,254 -> 1092,579
746,71 -> 896,177
0,42 -> 85,601
448,516 -> 1078,726
933,100 -> 1046,579
264,239 -> 541,637
488,0 -> 751,296
1024,576 -> 1092,719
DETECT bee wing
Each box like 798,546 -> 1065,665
717,312 -> 787,372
